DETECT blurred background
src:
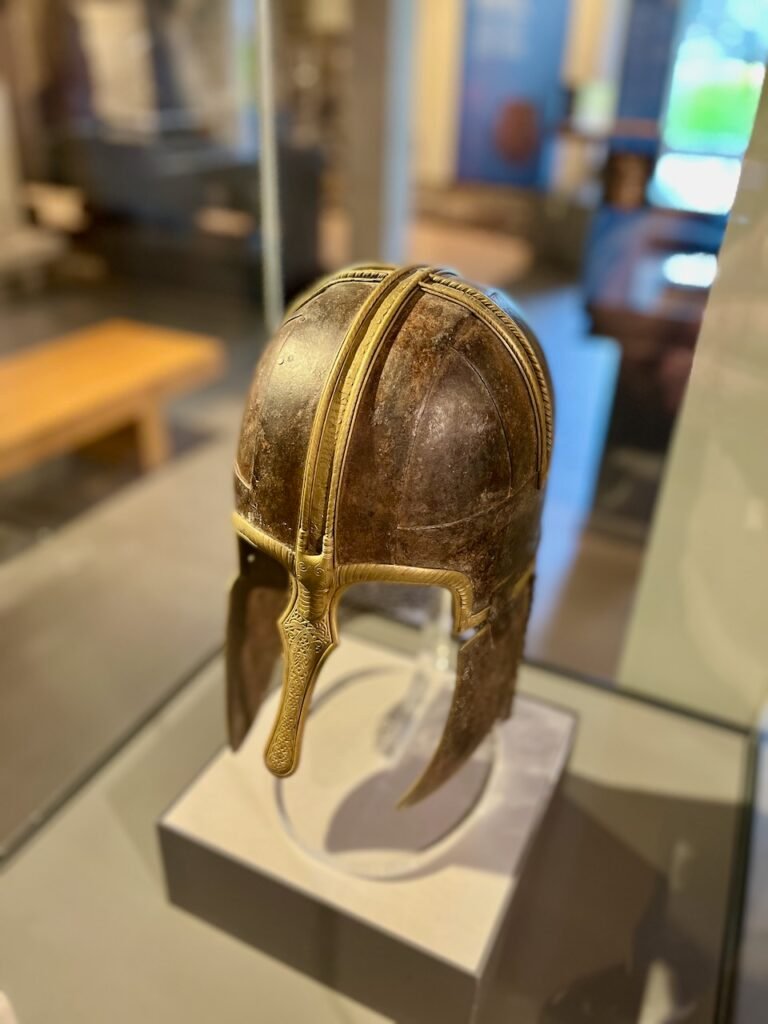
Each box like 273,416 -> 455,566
0,0 -> 766,854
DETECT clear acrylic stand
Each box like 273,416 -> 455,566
275,590 -> 496,879
160,608 -> 575,1020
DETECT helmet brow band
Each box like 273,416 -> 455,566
234,509 -> 485,631
233,510 -> 533,636
233,512 -> 295,572
337,562 -> 488,633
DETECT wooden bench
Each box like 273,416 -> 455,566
0,318 -> 226,480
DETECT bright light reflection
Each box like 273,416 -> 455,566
651,152 -> 742,214
662,252 -> 718,289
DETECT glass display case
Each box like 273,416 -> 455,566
0,619 -> 754,1022
1,2 -> 767,1022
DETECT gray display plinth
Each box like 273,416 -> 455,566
159,635 -> 575,1023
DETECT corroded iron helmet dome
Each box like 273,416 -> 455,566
227,264 -> 553,804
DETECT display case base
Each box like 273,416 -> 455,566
159,636 -> 575,1023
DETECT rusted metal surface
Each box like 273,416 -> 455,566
227,265 -> 553,804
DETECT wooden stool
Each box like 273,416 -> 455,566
0,319 -> 226,479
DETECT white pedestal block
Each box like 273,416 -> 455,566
159,636 -> 575,1023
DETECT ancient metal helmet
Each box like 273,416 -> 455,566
227,264 -> 553,804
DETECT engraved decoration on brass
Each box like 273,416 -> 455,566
227,264 -> 553,805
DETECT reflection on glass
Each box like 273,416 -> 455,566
652,0 -> 768,211
652,151 -> 743,214
662,250 -> 718,289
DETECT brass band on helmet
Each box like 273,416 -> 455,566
228,264 -> 552,803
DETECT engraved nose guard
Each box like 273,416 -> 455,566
265,539 -> 340,776
228,509 -> 535,805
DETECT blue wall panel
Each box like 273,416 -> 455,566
457,0 -> 569,187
